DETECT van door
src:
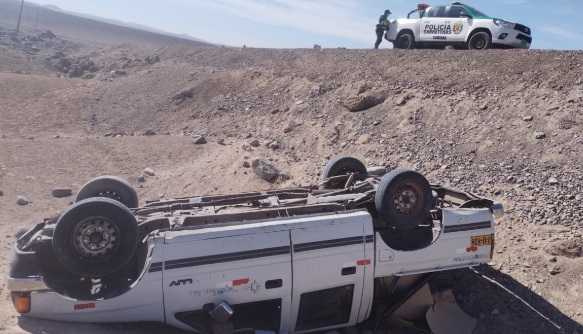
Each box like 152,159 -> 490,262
162,230 -> 292,333
289,213 -> 370,333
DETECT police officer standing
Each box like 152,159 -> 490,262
374,9 -> 391,49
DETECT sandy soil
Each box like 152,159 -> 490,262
0,22 -> 582,334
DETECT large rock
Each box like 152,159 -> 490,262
343,93 -> 385,112
251,157 -> 279,181
52,188 -> 72,198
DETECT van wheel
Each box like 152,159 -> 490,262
76,176 -> 138,208
468,32 -> 491,50
52,197 -> 139,278
321,156 -> 367,189
395,33 -> 415,49
375,168 -> 433,229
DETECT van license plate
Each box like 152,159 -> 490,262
471,235 -> 491,247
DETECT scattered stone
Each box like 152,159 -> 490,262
53,134 -> 60,139
269,141 -> 279,149
548,256 -> 557,263
144,129 -> 156,136
536,278 -> 546,283
479,104 -> 488,110
242,161 -> 251,168
249,139 -> 260,147
367,167 -> 387,175
17,195 -> 29,206
444,45 -> 455,50
112,70 -> 127,76
0,190 -> 3,196
271,108 -> 280,114
279,172 -> 291,180
217,138 -> 225,145
534,132 -> 546,139
396,96 -> 408,106
138,175 -> 146,182
548,177 -> 559,185
491,309 -> 499,315
194,136 -> 207,144
549,266 -> 562,275
262,140 -> 273,147
372,120 -> 381,126
358,134 -> 373,144
52,188 -> 72,198
143,168 -> 155,176
283,126 -> 293,133
295,100 -> 304,105
522,115 -> 534,121
251,157 -> 279,181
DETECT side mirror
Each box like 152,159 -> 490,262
460,13 -> 472,19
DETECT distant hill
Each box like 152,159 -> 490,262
0,0 -> 213,46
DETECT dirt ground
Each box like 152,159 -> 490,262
0,23 -> 582,334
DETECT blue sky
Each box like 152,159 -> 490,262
30,0 -> 583,50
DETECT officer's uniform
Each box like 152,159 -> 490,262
375,10 -> 391,49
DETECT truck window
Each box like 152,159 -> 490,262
295,285 -> 354,331
447,6 -> 469,18
428,6 -> 447,18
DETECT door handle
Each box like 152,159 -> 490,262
265,279 -> 283,289
342,266 -> 356,276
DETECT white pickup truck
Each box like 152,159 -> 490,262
386,2 -> 532,50
8,156 -> 503,333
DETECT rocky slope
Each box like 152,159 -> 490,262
0,28 -> 582,333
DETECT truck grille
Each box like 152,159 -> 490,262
516,33 -> 532,44
514,24 -> 531,36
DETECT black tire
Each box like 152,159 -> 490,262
468,32 -> 491,50
75,176 -> 138,208
52,197 -> 139,278
375,168 -> 433,229
395,33 -> 415,49
321,156 -> 367,189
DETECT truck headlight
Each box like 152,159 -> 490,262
491,202 -> 504,219
494,19 -> 515,29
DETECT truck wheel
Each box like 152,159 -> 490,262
76,176 -> 138,208
52,197 -> 139,278
321,156 -> 367,189
395,33 -> 415,49
375,168 -> 433,229
468,32 -> 491,50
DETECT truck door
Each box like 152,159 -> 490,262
289,213 -> 371,333
420,6 -> 452,42
162,230 -> 292,333
445,5 -> 471,42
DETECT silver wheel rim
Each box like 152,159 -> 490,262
474,37 -> 485,49
393,184 -> 420,214
73,217 -> 119,258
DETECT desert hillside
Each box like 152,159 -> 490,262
0,26 -> 582,334
0,0 -> 211,46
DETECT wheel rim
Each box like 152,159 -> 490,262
474,37 -> 486,49
73,217 -> 119,258
392,183 -> 421,214
402,38 -> 410,49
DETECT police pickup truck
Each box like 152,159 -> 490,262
385,2 -> 532,50
8,156 -> 503,333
